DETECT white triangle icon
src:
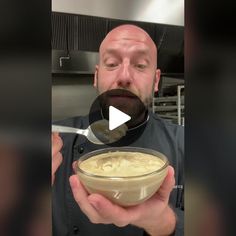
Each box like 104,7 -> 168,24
109,106 -> 131,131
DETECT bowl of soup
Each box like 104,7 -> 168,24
76,147 -> 168,206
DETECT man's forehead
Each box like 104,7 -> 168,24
101,44 -> 151,57
100,30 -> 156,51
100,25 -> 157,53
106,29 -> 149,41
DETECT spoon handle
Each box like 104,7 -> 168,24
52,125 -> 87,135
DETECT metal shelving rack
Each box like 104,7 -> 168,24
152,85 -> 184,126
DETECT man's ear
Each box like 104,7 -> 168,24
154,69 -> 161,92
93,65 -> 99,88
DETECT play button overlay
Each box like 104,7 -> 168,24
109,106 -> 131,130
88,89 -> 148,146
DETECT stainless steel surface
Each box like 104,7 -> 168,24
177,85 -> 184,125
52,125 -> 88,135
59,55 -> 70,67
152,83 -> 184,126
52,75 -> 96,121
153,105 -> 184,112
52,120 -> 127,144
52,124 -> 104,145
52,0 -> 184,26
52,50 -> 99,74
153,96 -> 184,102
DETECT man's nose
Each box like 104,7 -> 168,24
116,63 -> 132,87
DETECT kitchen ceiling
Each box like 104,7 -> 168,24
52,0 -> 184,27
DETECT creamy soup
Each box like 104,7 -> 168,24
79,151 -> 165,177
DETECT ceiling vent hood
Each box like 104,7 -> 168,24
51,0 -> 184,77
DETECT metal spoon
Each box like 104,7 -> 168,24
52,120 -> 127,145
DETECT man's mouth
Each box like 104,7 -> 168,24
107,89 -> 138,98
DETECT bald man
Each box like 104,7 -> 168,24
52,25 -> 184,236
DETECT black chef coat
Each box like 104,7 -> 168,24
52,111 -> 184,236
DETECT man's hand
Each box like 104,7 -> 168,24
69,166 -> 176,236
51,132 -> 63,185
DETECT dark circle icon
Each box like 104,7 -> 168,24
88,89 -> 148,146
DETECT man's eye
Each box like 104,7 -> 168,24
136,64 -> 146,69
106,63 -> 117,67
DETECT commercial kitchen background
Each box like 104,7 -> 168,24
52,0 -> 184,125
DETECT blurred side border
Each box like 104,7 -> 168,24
0,0 -> 51,235
186,0 -> 236,235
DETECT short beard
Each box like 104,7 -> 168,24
98,89 -> 146,128
96,76 -> 155,127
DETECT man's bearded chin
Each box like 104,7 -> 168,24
98,88 -> 149,128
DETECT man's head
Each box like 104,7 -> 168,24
94,24 -> 160,107
93,24 -> 160,125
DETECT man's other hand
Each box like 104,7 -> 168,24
51,132 -> 63,185
69,166 -> 176,235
